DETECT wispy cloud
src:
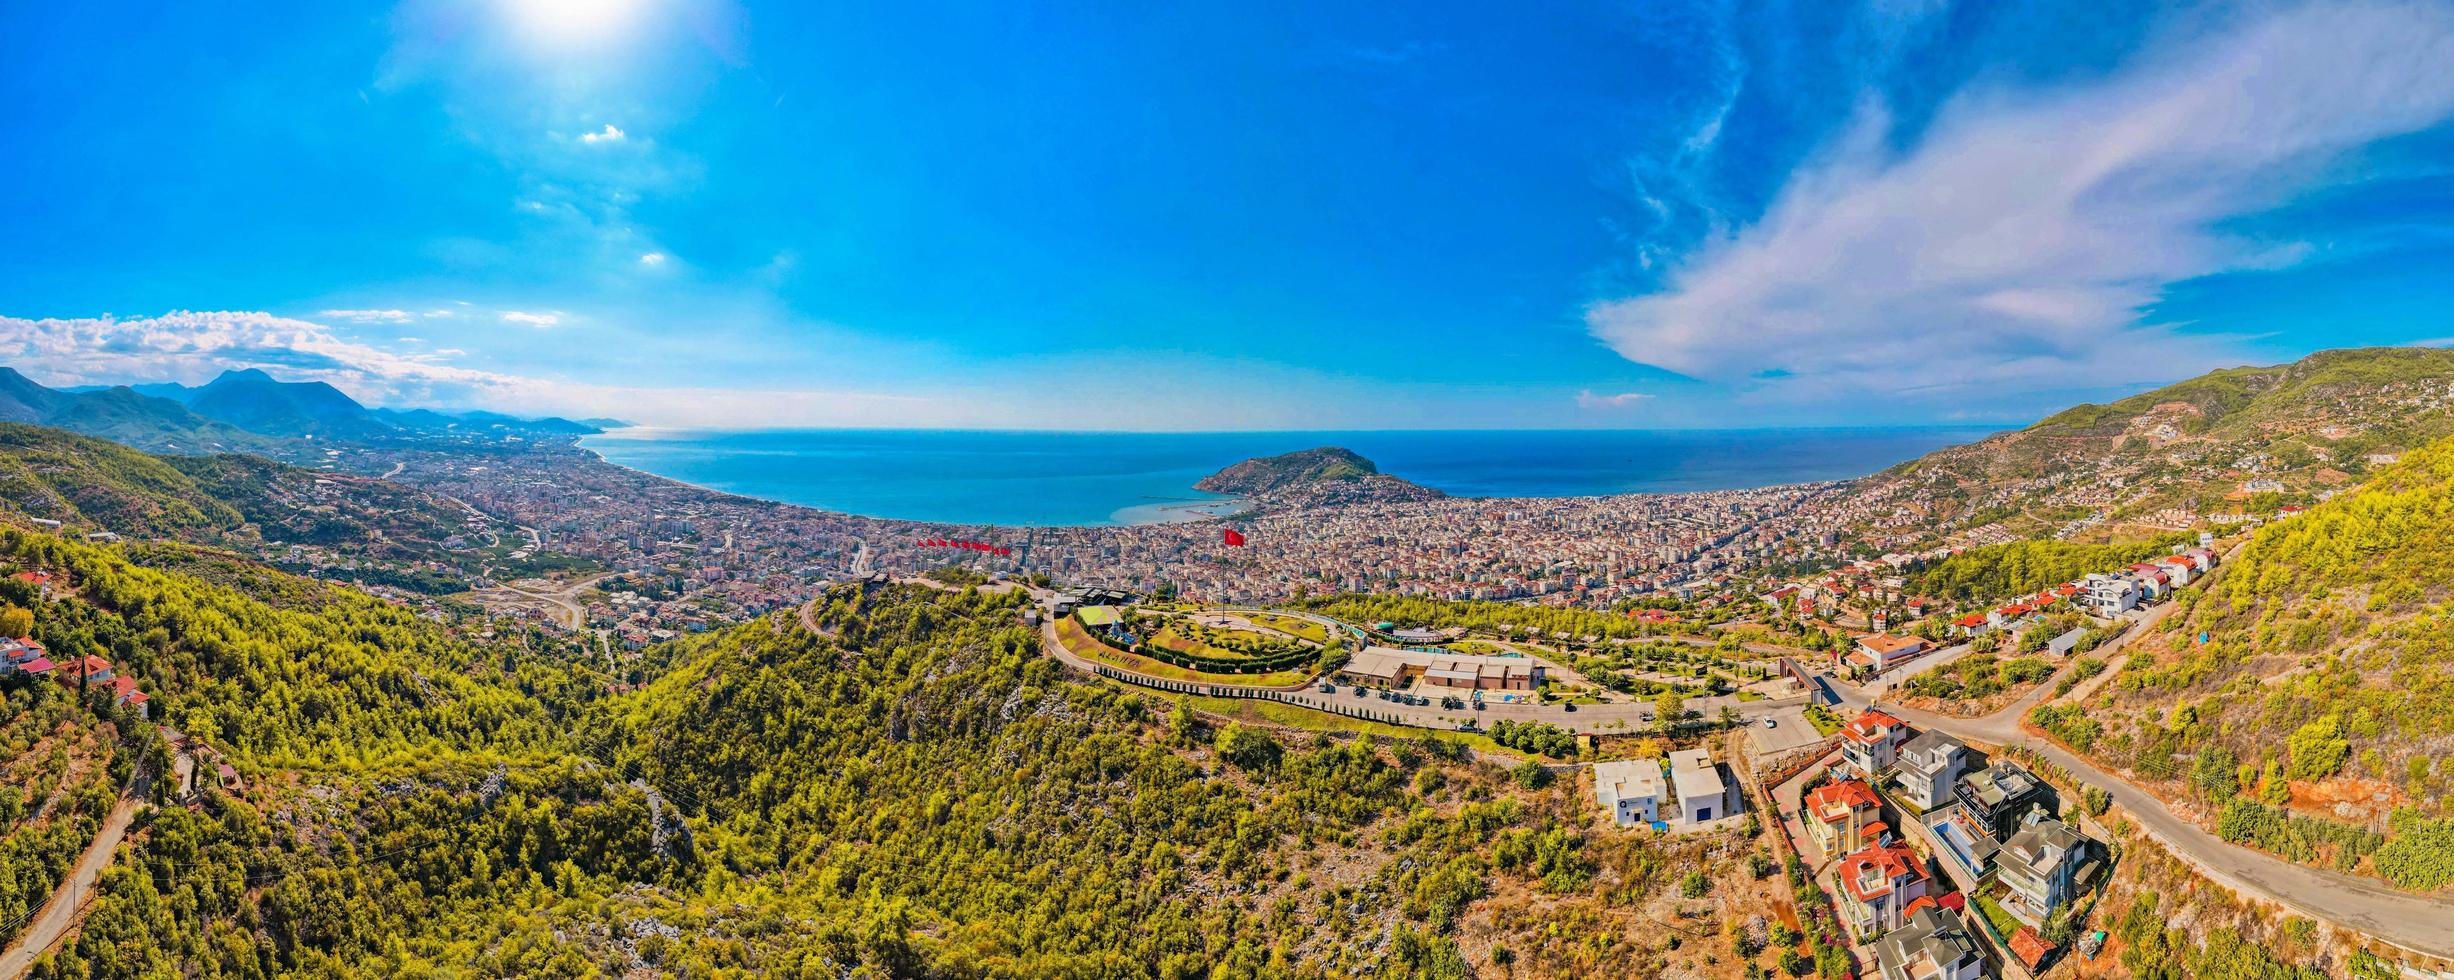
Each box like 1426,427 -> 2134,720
500,310 -> 562,327
1587,1 -> 2454,407
578,123 -> 626,144
1575,390 -> 1655,411
320,308 -> 432,323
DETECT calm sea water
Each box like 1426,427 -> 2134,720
580,427 -> 2000,527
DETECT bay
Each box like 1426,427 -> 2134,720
579,426 -> 2001,527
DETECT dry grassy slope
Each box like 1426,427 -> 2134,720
1843,347 -> 2454,543
2079,435 -> 2454,816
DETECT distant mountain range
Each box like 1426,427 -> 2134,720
4,366 -> 606,452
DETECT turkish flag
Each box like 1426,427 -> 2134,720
1223,528 -> 1246,547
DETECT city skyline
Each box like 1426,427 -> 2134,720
7,0 -> 2454,431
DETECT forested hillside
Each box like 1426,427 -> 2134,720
2039,435 -> 2454,892
580,584 -> 1788,976
1907,535 -> 2189,603
0,423 -> 484,573
10,534 -> 1789,977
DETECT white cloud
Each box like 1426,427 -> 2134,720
637,251 -> 667,266
0,310 -> 942,428
500,310 -> 563,327
1587,1 -> 2454,406
1575,390 -> 1655,411
578,123 -> 626,144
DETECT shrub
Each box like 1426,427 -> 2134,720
1511,760 -> 1553,790
2285,715 -> 2350,781
1215,723 -> 1283,771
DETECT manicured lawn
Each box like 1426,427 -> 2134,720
1975,894 -> 2025,942
1055,617 -> 1311,687
1247,612 -> 1331,644
1447,639 -> 1525,656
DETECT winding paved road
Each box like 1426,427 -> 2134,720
1035,601 -> 1803,733
1826,599 -> 2454,962
0,797 -> 139,978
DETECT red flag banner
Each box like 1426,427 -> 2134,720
1223,528 -> 1246,547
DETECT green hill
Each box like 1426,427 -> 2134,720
0,422 -> 479,570
0,368 -> 269,453
2046,434 -> 2454,891
1195,447 -> 1444,508
0,422 -> 246,537
10,532 -> 1786,978
1847,346 -> 2454,546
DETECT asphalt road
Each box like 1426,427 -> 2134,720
1825,602 -> 2454,962
1035,607 -> 1802,733
0,797 -> 138,979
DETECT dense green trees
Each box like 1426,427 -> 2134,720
1907,536 -> 2188,604
1,528 -> 1775,977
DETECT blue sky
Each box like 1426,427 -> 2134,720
4,0 -> 2453,429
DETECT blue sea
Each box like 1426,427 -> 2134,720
579,427 -> 2000,527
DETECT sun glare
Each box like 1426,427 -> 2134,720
500,0 -> 655,51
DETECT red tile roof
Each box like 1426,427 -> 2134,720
1837,843 -> 1925,903
2010,927 -> 2051,969
1842,708 -> 1905,744
1808,778 -> 1882,820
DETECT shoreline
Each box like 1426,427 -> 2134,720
568,440 -> 1253,529
567,426 -> 1985,530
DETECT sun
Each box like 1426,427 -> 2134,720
499,0 -> 656,52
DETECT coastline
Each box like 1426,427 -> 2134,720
570,438 -> 1252,529
572,425 -> 1997,529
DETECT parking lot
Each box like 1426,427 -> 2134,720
1746,705 -> 1822,755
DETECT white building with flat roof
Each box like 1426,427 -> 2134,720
1593,760 -> 1666,828
1669,748 -> 1739,824
1335,646 -> 1544,691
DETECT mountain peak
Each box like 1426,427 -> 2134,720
210,367 -> 279,385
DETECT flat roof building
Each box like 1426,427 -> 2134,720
1593,760 -> 1666,828
1335,645 -> 1544,691
1669,748 -> 1739,824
